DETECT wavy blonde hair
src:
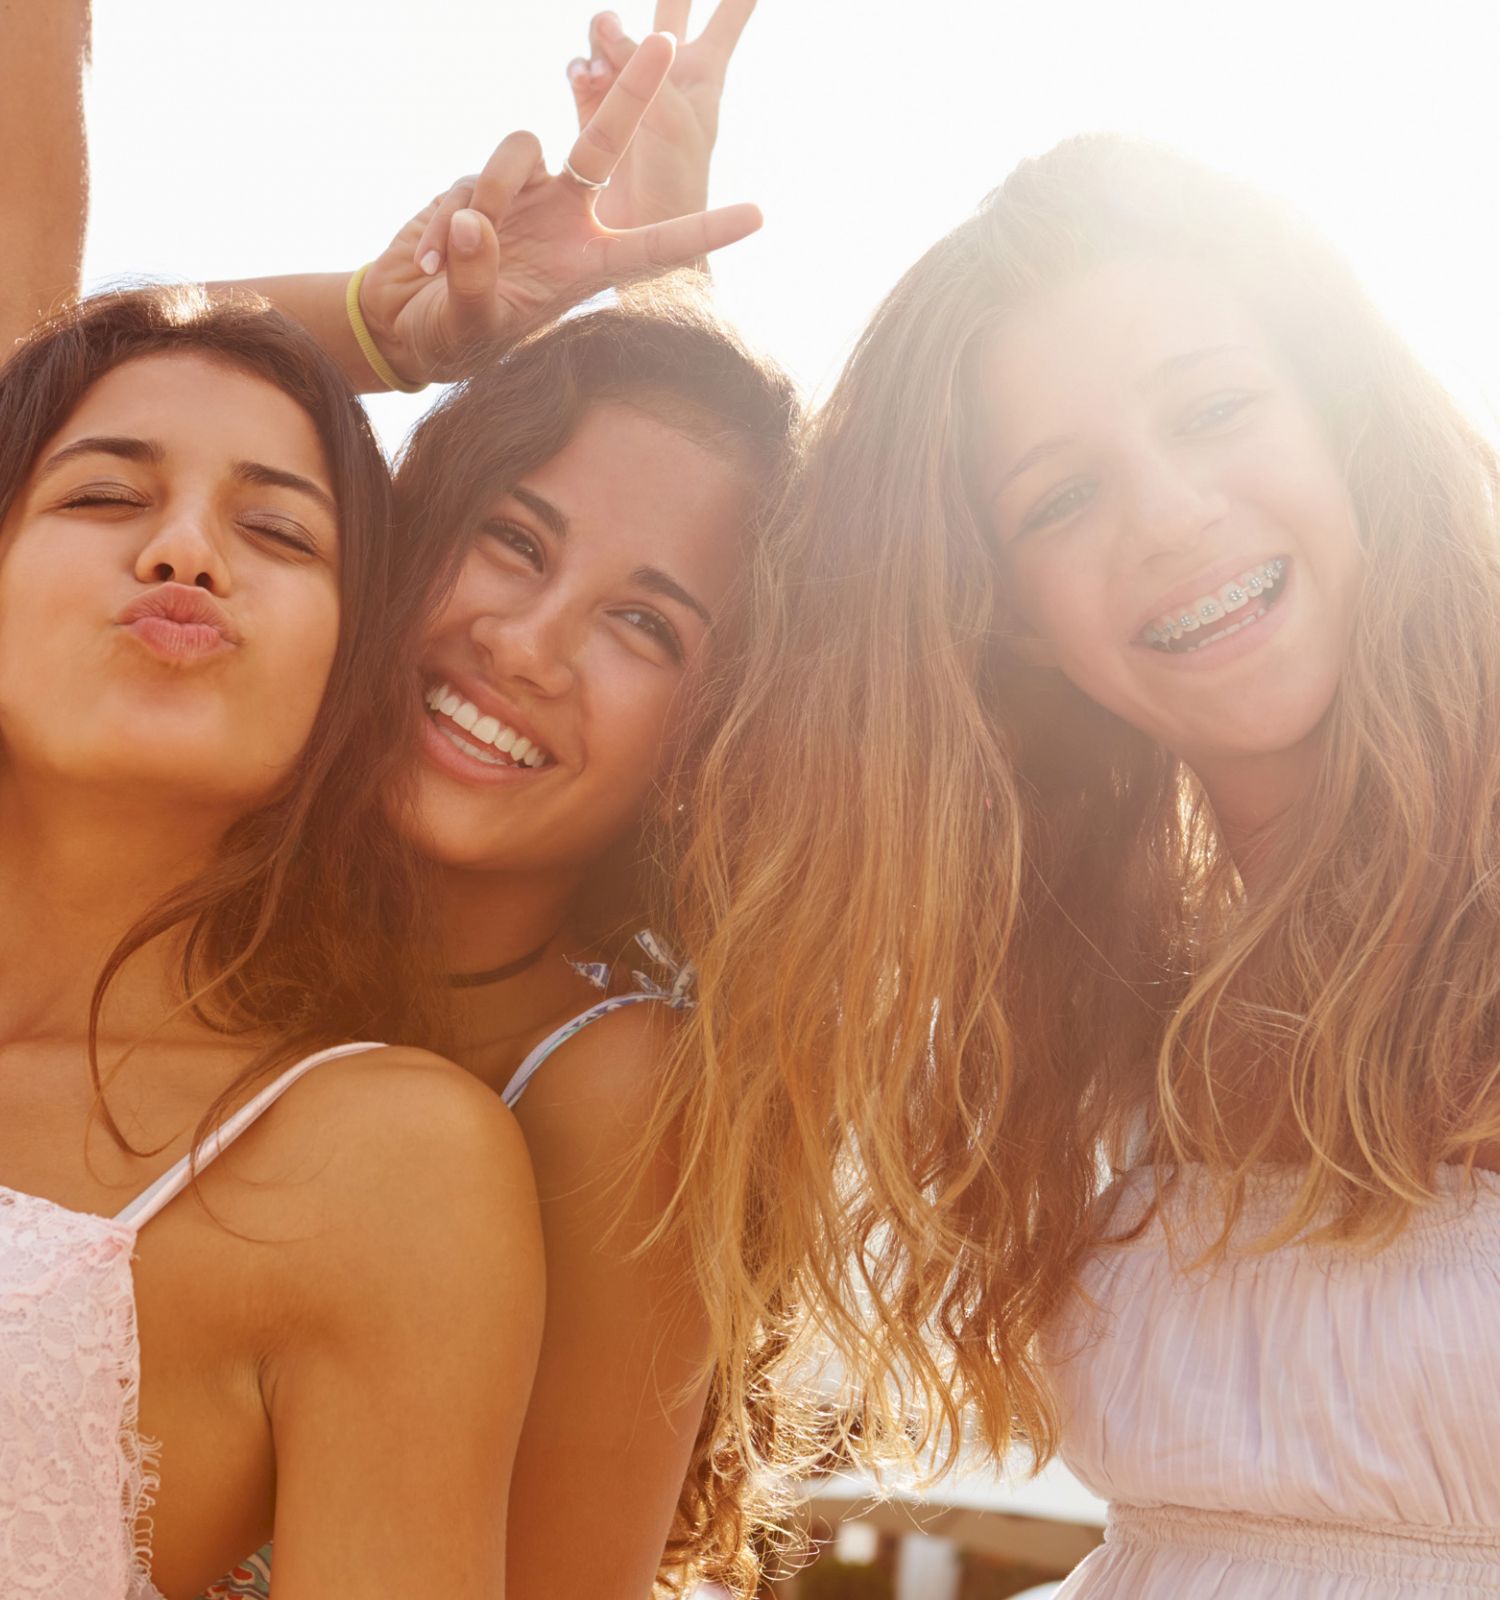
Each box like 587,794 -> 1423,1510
642,134 -> 1500,1514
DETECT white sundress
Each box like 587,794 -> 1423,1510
1042,1163 -> 1500,1597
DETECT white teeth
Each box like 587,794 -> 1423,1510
438,725 -> 509,766
1218,582 -> 1249,613
422,681 -> 553,769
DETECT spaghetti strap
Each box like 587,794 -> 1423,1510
500,994 -> 668,1108
114,1041 -> 386,1231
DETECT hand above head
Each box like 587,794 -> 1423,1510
566,1 -> 759,230
357,30 -> 761,387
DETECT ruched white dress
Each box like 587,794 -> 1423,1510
1042,1164 -> 1500,1597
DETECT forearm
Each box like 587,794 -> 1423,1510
0,0 -> 91,353
210,272 -> 392,394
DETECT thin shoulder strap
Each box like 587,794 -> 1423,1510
115,1041 -> 386,1230
499,994 -> 668,1108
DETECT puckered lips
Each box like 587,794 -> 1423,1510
420,672 -> 560,788
116,583 -> 240,662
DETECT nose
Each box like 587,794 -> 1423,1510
1118,445 -> 1229,559
471,595 -> 578,700
132,501 -> 232,594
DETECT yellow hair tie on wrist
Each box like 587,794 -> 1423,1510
345,264 -> 427,394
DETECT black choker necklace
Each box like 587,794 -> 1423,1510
448,937 -> 554,989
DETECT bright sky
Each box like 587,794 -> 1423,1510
83,1 -> 1500,451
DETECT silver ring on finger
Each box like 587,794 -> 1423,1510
561,156 -> 609,192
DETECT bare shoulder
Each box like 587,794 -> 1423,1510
516,1000 -> 682,1138
206,1045 -> 539,1289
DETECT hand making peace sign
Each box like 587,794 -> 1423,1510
358,30 -> 760,386
567,1 -> 759,230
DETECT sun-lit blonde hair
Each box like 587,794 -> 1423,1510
644,134 -> 1500,1500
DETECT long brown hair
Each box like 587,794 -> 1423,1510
392,281 -> 804,1594
0,286 -> 444,1138
662,134 -> 1500,1486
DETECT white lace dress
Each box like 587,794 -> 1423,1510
1042,1165 -> 1500,1597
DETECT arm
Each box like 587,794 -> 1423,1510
265,1051 -> 544,1599
506,1004 -> 711,1600
566,1 -> 759,232
0,0 -> 90,354
223,32 -> 761,393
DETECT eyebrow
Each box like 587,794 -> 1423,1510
631,565 -> 714,629
36,437 -> 336,517
38,435 -> 164,475
511,485 -> 570,538
988,343 -> 1259,498
233,460 -> 336,517
1149,343 -> 1254,386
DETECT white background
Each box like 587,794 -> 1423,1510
83,2 -> 1500,449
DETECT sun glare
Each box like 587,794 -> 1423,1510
83,0 -> 1500,443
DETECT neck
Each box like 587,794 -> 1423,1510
1190,731 -> 1325,893
435,860 -> 591,1078
436,859 -> 585,977
0,767 -> 233,1043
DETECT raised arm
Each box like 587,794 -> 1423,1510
228,32 -> 760,393
0,0 -> 91,355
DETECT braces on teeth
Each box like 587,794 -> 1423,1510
1141,559 -> 1286,652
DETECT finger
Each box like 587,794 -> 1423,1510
413,178 -> 477,275
700,0 -> 757,59
590,10 -> 637,72
654,0 -> 692,37
565,31 -> 676,188
470,129 -> 546,226
591,201 -> 762,277
443,208 -> 507,344
567,56 -> 609,129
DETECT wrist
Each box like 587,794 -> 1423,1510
345,266 -> 427,394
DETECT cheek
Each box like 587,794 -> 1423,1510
584,664 -> 679,799
0,534 -> 104,705
249,577 -> 341,746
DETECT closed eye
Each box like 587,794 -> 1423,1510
242,516 -> 319,557
614,605 -> 684,663
59,487 -> 145,511
1018,477 -> 1096,537
480,517 -> 543,570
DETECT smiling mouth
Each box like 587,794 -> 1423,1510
424,682 -> 556,770
1139,558 -> 1288,654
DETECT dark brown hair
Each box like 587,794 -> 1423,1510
392,281 -> 804,1596
394,279 -> 801,945
0,285 -> 443,1137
